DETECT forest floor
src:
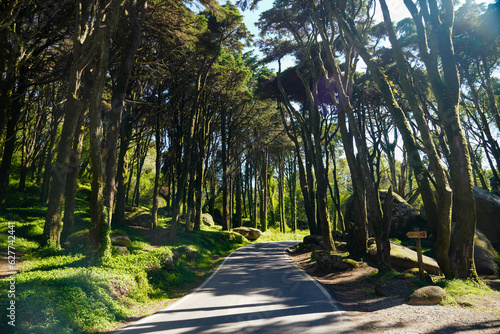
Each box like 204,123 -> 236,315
288,247 -> 500,334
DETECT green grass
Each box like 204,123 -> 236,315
256,227 -> 308,242
0,227 -> 248,333
438,278 -> 494,305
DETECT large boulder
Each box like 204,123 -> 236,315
113,245 -> 129,255
474,229 -> 499,275
202,213 -> 215,227
110,233 -> 132,248
303,235 -> 323,246
368,242 -> 441,275
474,187 -> 500,247
125,207 -> 153,228
312,250 -> 359,271
233,227 -> 262,241
173,246 -> 198,262
407,286 -> 446,305
343,190 -> 427,240
450,222 -> 500,275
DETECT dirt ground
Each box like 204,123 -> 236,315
287,247 -> 500,334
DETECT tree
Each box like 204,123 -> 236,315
333,0 -> 477,278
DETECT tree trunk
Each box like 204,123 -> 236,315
338,111 -> 367,258
260,149 -> 268,232
278,153 -> 285,233
152,116 -> 162,229
114,109 -> 133,226
40,114 -> 58,204
0,73 -> 26,209
88,0 -> 123,259
289,152 -> 297,232
234,165 -> 242,228
43,60 -> 86,247
105,0 -> 146,227
61,111 -> 85,242
253,158 -> 259,229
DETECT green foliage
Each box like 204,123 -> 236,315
256,226 -> 307,242
438,279 -> 494,305
0,217 -> 249,333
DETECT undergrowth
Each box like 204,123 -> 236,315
438,278 -> 494,305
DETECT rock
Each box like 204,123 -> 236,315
113,245 -> 129,255
303,235 -> 323,246
474,187 -> 500,247
63,229 -> 89,250
474,229 -> 500,275
407,286 -> 446,305
202,213 -> 215,226
312,250 -> 359,271
110,234 -> 132,248
368,242 -> 441,275
343,191 -> 427,240
163,255 -> 175,271
450,222 -> 500,275
125,208 -> 153,228
233,227 -> 262,241
173,246 -> 198,262
296,242 -> 318,253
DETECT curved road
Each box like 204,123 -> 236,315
115,241 -> 355,334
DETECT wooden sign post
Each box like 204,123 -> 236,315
406,229 -> 427,280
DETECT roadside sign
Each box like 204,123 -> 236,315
406,231 -> 427,238
407,229 -> 427,280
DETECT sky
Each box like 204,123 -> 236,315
239,0 -> 496,72
240,0 -> 413,71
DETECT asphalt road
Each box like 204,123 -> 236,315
115,241 -> 355,334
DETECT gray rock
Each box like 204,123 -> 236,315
474,187 -> 500,247
303,235 -> 323,246
368,242 -> 441,275
450,222 -> 500,275
163,255 -> 175,271
233,227 -> 262,241
202,213 -> 215,226
296,242 -> 318,253
125,208 -> 153,228
407,286 -> 446,305
113,245 -> 129,255
312,250 -> 359,271
173,246 -> 198,262
343,191 -> 426,240
110,234 -> 132,248
474,229 -> 499,275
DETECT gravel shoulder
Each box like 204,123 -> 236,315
287,247 -> 500,334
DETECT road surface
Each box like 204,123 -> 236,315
115,241 -> 355,333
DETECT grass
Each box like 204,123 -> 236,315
437,278 -> 494,305
1,225 -> 249,333
256,227 -> 307,242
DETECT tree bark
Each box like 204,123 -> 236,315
61,110 -> 86,242
152,115 -> 162,229
114,109 -> 133,226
